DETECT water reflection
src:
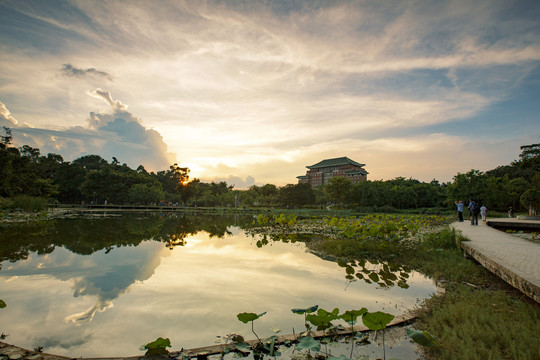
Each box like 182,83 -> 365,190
0,214 -> 245,265
338,260 -> 411,289
0,214 -> 436,358
252,233 -> 412,288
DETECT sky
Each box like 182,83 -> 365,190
1,0 -> 539,188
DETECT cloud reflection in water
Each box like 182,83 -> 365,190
0,226 -> 436,358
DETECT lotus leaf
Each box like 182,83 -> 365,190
339,308 -> 367,325
237,312 -> 266,323
406,328 -> 439,347
361,311 -> 395,331
291,305 -> 318,314
296,336 -> 321,352
144,337 -> 171,350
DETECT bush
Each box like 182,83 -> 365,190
12,195 -> 48,212
421,228 -> 464,251
0,197 -> 14,209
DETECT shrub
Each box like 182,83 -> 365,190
0,197 -> 14,209
12,195 -> 48,212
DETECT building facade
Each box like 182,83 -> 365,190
297,157 -> 368,187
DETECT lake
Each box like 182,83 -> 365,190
0,213 -> 436,358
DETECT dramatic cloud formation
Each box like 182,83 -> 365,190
1,0 -> 539,185
2,93 -> 175,171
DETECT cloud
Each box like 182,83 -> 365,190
1,0 -> 539,185
64,300 -> 113,325
203,174 -> 256,189
0,101 -> 18,125
61,64 -> 113,81
86,88 -> 127,112
7,90 -> 176,172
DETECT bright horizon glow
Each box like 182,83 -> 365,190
1,0 -> 539,188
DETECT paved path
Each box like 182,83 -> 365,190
450,218 -> 540,302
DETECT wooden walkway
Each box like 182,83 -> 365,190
451,218 -> 540,302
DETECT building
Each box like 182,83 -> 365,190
297,156 -> 368,187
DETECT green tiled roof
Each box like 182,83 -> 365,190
345,169 -> 369,175
307,156 -> 365,169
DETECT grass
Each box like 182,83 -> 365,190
416,286 -> 540,360
411,229 -> 540,360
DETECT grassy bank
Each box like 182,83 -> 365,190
250,214 -> 540,360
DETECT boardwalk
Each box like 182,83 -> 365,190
451,219 -> 540,303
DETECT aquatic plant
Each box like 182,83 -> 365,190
237,311 -> 266,342
406,328 -> 438,347
291,305 -> 319,332
0,299 -> 6,340
362,311 -> 395,360
140,337 -> 171,356
306,307 -> 340,331
339,309 -> 367,358
255,213 -> 298,227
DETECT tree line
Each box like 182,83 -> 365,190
1,127 -> 538,212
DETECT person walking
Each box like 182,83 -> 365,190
480,204 -> 487,222
455,200 -> 464,222
468,199 -> 478,225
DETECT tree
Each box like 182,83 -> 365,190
260,184 -> 278,207
279,183 -> 315,207
325,177 -> 352,204
72,155 -> 109,171
179,178 -> 200,205
157,163 -> 190,195
446,170 -> 486,206
520,189 -> 540,216
1,127 -> 13,148
136,165 -> 148,174
519,143 -> 540,161
129,183 -> 164,205
507,177 -> 530,210
390,185 -> 418,209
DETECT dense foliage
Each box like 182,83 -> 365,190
1,127 -> 538,212
446,143 -> 540,212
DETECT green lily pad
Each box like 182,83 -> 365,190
339,308 -> 367,325
291,305 -> 319,314
406,328 -> 439,347
306,308 -> 340,330
143,337 -> 171,350
296,336 -> 321,352
0,300 -> 6,309
237,311 -> 266,323
362,311 -> 395,331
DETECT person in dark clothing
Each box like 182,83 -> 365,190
468,199 -> 478,225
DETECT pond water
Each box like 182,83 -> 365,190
0,214 -> 436,358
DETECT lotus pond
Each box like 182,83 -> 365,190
0,213 -> 439,358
